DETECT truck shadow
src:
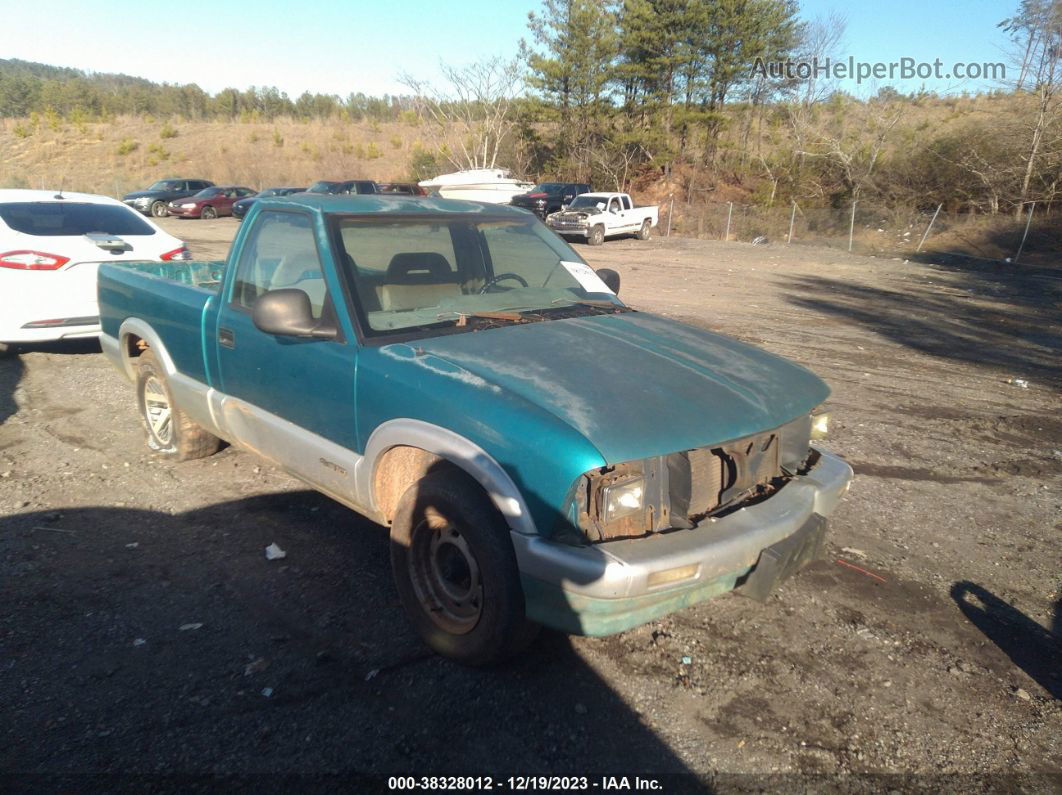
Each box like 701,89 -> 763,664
781,260 -> 1062,389
0,496 -> 701,784
950,581 -> 1062,699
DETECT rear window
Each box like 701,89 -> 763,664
0,202 -> 156,237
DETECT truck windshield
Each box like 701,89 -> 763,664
334,216 -> 621,334
567,196 -> 605,211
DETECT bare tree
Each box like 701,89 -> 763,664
792,98 -> 903,201
1001,0 -> 1062,213
400,58 -> 524,172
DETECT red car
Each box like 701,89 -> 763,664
167,186 -> 257,219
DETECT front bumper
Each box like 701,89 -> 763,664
166,206 -> 200,217
513,449 -> 853,635
547,222 -> 589,237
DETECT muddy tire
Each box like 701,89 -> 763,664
135,351 -> 221,461
150,201 -> 167,218
201,206 -> 217,220
588,225 -> 605,246
637,219 -> 651,240
390,470 -> 538,666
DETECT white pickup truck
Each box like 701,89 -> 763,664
545,192 -> 659,245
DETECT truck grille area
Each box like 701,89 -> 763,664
669,431 -> 783,522
568,416 -> 813,545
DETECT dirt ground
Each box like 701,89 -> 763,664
1,217 -> 1059,790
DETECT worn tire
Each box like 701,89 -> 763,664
588,225 -> 605,246
201,205 -> 217,220
637,219 -> 651,240
135,351 -> 221,461
150,200 -> 167,218
390,470 -> 539,666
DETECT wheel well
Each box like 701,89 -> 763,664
124,333 -> 148,360
374,445 -> 474,523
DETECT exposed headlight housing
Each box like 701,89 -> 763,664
811,410 -> 830,440
601,476 -> 644,523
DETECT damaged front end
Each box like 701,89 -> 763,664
567,413 -> 819,544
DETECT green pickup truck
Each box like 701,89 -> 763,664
97,194 -> 852,665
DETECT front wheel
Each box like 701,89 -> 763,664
201,206 -> 217,220
150,201 -> 167,217
588,225 -> 605,246
390,470 -> 538,666
135,351 -> 221,461
637,219 -> 651,240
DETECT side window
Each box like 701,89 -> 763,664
608,198 -> 620,213
621,195 -> 632,210
232,211 -> 328,319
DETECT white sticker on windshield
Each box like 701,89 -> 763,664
560,260 -> 614,294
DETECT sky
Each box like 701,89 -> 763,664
0,0 -> 1015,98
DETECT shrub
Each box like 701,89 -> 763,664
13,123 -> 31,138
390,136 -> 403,150
366,142 -> 382,159
160,123 -> 178,139
115,138 -> 139,156
272,129 -> 284,147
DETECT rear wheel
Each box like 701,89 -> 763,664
588,225 -> 605,246
150,201 -> 167,217
201,206 -> 217,220
135,351 -> 221,461
637,219 -> 651,240
390,470 -> 538,666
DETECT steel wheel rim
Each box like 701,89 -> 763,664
152,202 -> 166,217
409,517 -> 482,634
143,376 -> 173,445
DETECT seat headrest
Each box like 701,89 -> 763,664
386,252 -> 456,283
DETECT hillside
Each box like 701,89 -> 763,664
0,116 -> 426,196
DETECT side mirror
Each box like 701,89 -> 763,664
252,289 -> 337,339
596,268 -> 621,295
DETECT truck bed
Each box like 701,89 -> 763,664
113,260 -> 226,289
98,260 -> 225,385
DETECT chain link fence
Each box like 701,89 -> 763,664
659,198 -> 1061,266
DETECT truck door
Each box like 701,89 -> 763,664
214,209 -> 361,488
619,194 -> 636,231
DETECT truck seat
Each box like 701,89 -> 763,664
377,252 -> 461,311
271,250 -> 327,316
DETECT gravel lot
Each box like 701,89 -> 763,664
1,217 -> 1059,789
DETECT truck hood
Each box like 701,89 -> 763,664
402,312 -> 830,464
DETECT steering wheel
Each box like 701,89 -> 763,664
478,272 -> 529,294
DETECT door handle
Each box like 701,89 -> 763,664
219,327 -> 235,348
